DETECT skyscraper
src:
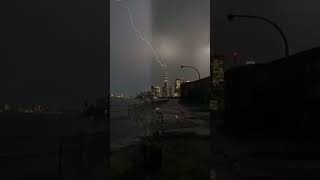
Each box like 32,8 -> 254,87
212,55 -> 224,87
174,79 -> 182,97
210,55 -> 225,112
162,72 -> 169,97
155,86 -> 161,97
151,85 -> 161,97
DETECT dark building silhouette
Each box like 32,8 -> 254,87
180,55 -> 224,105
224,47 -> 320,139
180,77 -> 211,104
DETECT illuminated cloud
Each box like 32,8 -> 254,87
157,37 -> 180,60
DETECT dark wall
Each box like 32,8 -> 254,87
180,77 -> 210,104
224,47 -> 320,138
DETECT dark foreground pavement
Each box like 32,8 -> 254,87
212,127 -> 320,180
212,114 -> 320,179
112,99 -> 320,179
110,99 -> 210,179
111,134 -> 210,180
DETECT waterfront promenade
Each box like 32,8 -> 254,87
111,99 -> 210,179
111,98 -> 320,179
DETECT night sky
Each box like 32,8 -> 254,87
151,0 -> 210,87
111,0 -> 210,96
1,0 -> 320,107
111,0 -> 153,96
213,0 -> 320,67
111,0 -> 320,96
0,1 -> 107,110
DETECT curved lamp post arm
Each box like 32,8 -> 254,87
181,65 -> 201,80
227,14 -> 289,58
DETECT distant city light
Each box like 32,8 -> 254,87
246,61 -> 256,65
111,93 -> 130,99
233,52 -> 239,56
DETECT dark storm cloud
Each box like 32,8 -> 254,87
151,0 -> 210,86
0,1 -> 106,109
110,0 -> 153,96
111,0 -> 210,94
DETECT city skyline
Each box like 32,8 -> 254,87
2,0 -> 320,106
111,0 -> 210,97
111,0 -> 320,98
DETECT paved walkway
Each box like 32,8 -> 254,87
212,121 -> 320,179
223,138 -> 320,179
157,99 -> 210,137
156,100 -> 320,179
110,99 -> 211,179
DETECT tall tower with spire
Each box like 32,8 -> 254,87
162,71 -> 169,97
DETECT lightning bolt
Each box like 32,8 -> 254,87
114,0 -> 167,70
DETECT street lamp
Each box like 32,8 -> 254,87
227,13 -> 289,58
180,65 -> 201,80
